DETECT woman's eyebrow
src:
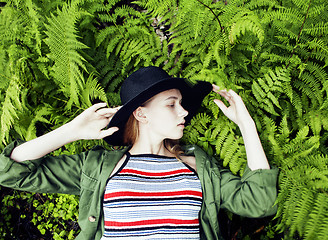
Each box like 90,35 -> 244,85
164,96 -> 180,101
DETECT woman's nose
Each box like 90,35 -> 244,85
179,105 -> 188,118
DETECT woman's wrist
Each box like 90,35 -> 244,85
237,118 -> 256,134
64,121 -> 82,142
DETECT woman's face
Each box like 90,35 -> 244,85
139,89 -> 188,141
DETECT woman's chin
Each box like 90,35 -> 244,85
166,135 -> 183,141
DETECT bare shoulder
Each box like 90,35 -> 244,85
180,155 -> 197,172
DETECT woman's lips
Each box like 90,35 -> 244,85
178,121 -> 185,128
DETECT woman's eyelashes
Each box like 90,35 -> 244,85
169,99 -> 183,107
167,101 -> 176,107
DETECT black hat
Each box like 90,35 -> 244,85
104,66 -> 212,145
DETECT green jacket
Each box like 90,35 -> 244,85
0,141 -> 278,239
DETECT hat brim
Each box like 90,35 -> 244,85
104,78 -> 212,146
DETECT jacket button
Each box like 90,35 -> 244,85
88,216 -> 96,222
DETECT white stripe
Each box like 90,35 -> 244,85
104,206 -> 201,220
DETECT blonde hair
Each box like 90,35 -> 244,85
123,114 -> 184,160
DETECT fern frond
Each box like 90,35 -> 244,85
135,0 -> 176,18
263,7 -> 304,27
0,46 -> 10,90
14,105 -> 52,141
214,125 -> 231,153
278,115 -> 291,140
222,136 -> 246,175
290,0 -> 312,13
288,188 -> 314,236
303,110 -> 326,136
306,61 -> 328,91
303,193 -> 328,240
278,184 -> 302,231
251,67 -> 291,115
181,112 -> 214,152
24,0 -> 44,56
245,0 -> 279,11
80,73 -> 107,108
44,3 -> 89,108
229,12 -> 264,44
303,22 -> 328,36
0,78 -> 23,146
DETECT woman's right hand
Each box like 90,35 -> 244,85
69,103 -> 121,140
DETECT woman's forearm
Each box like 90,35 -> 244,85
10,122 -> 78,162
239,120 -> 270,170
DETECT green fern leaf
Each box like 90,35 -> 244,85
303,193 -> 328,240
289,188 -> 314,236
229,13 -> 264,44
44,3 -> 89,108
0,79 -> 23,145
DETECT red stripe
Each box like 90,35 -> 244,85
105,218 -> 199,227
120,168 -> 191,177
104,190 -> 202,199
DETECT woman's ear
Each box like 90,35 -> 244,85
133,107 -> 148,124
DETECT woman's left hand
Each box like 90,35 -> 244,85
212,84 -> 254,128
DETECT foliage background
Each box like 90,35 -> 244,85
0,0 -> 327,239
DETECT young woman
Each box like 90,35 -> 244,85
0,66 -> 278,240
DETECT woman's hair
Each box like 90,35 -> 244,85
123,114 -> 184,160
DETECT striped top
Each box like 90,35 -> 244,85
101,153 -> 203,240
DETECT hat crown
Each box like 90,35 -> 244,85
120,66 -> 171,104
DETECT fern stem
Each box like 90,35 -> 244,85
50,96 -> 85,111
195,0 -> 225,33
286,0 -> 312,69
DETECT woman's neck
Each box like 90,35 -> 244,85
129,139 -> 174,157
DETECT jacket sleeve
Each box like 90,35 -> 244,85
0,140 -> 85,195
219,164 -> 279,218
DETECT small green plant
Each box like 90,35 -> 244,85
0,187 -> 80,239
31,193 -> 80,239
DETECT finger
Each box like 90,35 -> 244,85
98,127 -> 119,139
227,89 -> 240,98
89,102 -> 107,112
213,85 -> 232,100
213,99 -> 228,114
218,89 -> 229,98
227,89 -> 245,105
212,84 -> 221,93
217,89 -> 234,104
96,107 -> 120,116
